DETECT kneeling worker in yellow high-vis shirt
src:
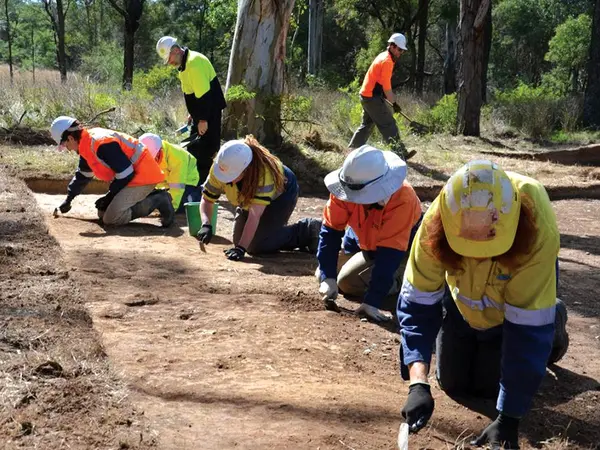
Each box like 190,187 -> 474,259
139,133 -> 200,212
397,160 -> 569,449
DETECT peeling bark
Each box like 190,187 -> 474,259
225,0 -> 295,146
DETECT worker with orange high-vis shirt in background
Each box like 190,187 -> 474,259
348,33 -> 416,161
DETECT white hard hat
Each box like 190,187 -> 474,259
388,33 -> 407,51
156,36 -> 178,63
213,140 -> 253,183
139,133 -> 163,159
50,116 -> 80,146
324,145 -> 407,204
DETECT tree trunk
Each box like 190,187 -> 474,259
307,0 -> 323,75
3,0 -> 13,83
415,0 -> 429,96
444,17 -> 457,95
106,0 -> 144,90
56,0 -> 67,82
123,19 -> 135,89
583,0 -> 600,128
457,0 -> 490,136
225,0 -> 296,147
481,4 -> 492,103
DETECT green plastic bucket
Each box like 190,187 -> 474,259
184,202 -> 218,237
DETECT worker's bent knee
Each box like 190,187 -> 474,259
337,272 -> 365,298
101,212 -> 131,226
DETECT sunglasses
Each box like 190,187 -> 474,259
339,170 -> 387,191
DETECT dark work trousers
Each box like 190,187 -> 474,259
435,260 -> 562,398
436,292 -> 503,398
175,184 -> 203,213
348,95 -> 404,154
187,113 -> 222,186
232,171 -> 317,254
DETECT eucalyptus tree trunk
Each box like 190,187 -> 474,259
457,0 -> 490,136
225,0 -> 296,146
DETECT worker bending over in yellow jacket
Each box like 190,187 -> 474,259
139,133 -> 200,212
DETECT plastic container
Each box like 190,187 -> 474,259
184,201 -> 218,237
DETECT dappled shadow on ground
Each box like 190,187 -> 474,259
409,162 -> 450,182
276,141 -> 331,197
561,233 -> 600,256
445,364 -> 600,448
558,265 -> 600,318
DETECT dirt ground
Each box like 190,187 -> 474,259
13,190 -> 596,450
0,172 -> 156,449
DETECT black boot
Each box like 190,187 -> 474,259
548,298 -> 569,365
130,190 -> 175,227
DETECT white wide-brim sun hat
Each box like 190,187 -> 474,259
324,145 -> 407,204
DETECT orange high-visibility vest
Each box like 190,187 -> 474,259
78,128 -> 164,186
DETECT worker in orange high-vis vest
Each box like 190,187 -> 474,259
348,33 -> 416,161
50,116 -> 175,227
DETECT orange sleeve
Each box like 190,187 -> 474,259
379,57 -> 394,92
376,187 -> 421,251
323,194 -> 350,231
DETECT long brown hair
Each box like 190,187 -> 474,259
237,135 -> 285,207
426,195 -> 538,271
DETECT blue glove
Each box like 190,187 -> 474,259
224,246 -> 246,261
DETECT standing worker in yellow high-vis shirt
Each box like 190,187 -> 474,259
139,133 -> 200,212
396,160 -> 569,449
156,36 -> 227,185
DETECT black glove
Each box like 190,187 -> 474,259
471,414 -> 520,449
197,224 -> 213,244
393,102 -> 402,114
95,195 -> 112,211
224,246 -> 246,261
401,383 -> 434,432
59,198 -> 72,214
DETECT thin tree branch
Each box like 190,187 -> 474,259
64,0 -> 72,17
426,35 -> 443,60
105,0 -> 127,18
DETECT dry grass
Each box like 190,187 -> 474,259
0,144 -> 78,178
0,65 -> 187,140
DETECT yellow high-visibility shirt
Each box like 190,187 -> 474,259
155,140 -> 200,209
179,51 -> 217,99
403,172 -> 559,330
202,161 -> 286,210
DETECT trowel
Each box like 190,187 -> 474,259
397,422 -> 409,450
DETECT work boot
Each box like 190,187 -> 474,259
153,190 -> 176,227
548,298 -> 569,365
130,190 -> 175,227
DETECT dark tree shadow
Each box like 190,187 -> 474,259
80,222 -> 185,238
409,162 -> 450,182
440,365 -> 600,448
560,233 -> 600,256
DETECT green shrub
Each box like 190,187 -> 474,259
282,94 -> 312,122
330,95 -> 362,140
133,65 -> 179,96
225,84 -> 256,102
416,94 -> 457,134
494,83 -> 561,139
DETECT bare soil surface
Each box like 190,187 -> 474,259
23,192 -> 600,449
0,171 -> 155,449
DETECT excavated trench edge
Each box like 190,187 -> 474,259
23,177 -> 600,202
